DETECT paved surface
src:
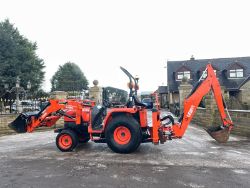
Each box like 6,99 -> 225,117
0,112 -> 250,188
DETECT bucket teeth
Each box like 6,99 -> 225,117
206,126 -> 230,143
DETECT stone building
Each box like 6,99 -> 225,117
157,86 -> 168,108
167,56 -> 250,109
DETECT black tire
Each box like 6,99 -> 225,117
56,129 -> 78,152
105,116 -> 142,154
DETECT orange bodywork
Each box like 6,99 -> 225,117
152,109 -> 161,144
26,99 -> 92,132
139,109 -> 148,128
88,107 -> 139,135
23,64 -> 233,145
170,64 -> 233,138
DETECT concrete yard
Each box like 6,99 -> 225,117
0,119 -> 250,188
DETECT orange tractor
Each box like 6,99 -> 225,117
9,64 -> 234,153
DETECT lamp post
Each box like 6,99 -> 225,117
1,78 -> 32,113
8,77 -> 31,113
27,81 -> 31,90
15,76 -> 22,113
26,80 -> 31,99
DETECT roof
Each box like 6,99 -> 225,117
238,75 -> 250,89
140,91 -> 154,95
158,86 -> 168,94
167,56 -> 250,92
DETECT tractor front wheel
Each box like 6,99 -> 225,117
105,116 -> 142,153
56,129 -> 78,152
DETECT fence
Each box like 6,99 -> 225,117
0,98 -> 48,114
0,97 -> 63,135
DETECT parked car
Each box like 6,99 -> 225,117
11,100 -> 40,113
142,98 -> 153,109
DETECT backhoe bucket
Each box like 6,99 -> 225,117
8,113 -> 31,133
206,126 -> 230,143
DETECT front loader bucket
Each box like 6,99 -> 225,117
8,113 -> 30,133
206,126 -> 230,143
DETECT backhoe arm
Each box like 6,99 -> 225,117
172,64 -> 233,139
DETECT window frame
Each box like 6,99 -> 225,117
176,71 -> 191,81
229,69 -> 243,78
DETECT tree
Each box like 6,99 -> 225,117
51,62 -> 88,92
0,19 -> 45,97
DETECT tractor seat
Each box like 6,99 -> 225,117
133,95 -> 147,107
91,106 -> 105,130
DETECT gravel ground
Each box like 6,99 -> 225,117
0,111 -> 249,188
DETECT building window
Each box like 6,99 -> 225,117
229,69 -> 243,78
177,71 -> 190,80
202,70 -> 216,79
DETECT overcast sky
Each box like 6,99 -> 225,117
0,0 -> 250,92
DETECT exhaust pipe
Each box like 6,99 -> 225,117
206,126 -> 230,143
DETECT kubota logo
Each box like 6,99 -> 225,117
187,105 -> 195,118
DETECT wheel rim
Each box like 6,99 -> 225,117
58,134 -> 73,149
114,126 -> 131,145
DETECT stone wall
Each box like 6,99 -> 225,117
0,114 -> 64,136
0,114 -> 17,135
191,93 -> 250,137
171,75 -> 250,137
239,81 -> 250,106
192,108 -> 250,137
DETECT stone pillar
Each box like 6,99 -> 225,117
89,80 -> 103,105
178,79 -> 192,114
204,91 -> 218,126
50,91 -> 68,100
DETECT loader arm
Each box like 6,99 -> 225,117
26,100 -> 65,132
171,64 -> 233,139
9,99 -> 83,133
26,100 -> 83,132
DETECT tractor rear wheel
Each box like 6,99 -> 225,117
56,129 -> 78,152
105,116 -> 142,153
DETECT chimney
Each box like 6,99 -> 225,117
190,55 -> 195,61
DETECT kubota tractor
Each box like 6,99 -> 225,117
9,64 -> 234,153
